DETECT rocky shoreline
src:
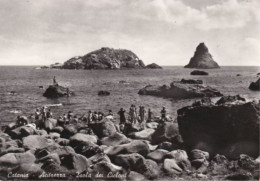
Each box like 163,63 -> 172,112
0,95 -> 259,180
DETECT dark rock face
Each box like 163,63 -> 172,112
177,97 -> 260,159
185,43 -> 220,69
62,47 -> 146,69
145,63 -> 162,69
190,70 -> 209,75
138,80 -> 222,99
98,90 -> 110,96
249,78 -> 260,91
43,85 -> 74,98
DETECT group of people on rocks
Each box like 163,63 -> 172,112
15,102 -> 168,130
118,105 -> 167,125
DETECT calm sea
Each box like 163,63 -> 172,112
0,66 -> 259,126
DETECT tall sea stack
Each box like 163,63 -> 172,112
185,42 -> 220,69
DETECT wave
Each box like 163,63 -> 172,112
44,103 -> 63,107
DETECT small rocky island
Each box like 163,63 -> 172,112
44,47 -> 161,70
138,79 -> 222,99
43,85 -> 74,98
185,43 -> 220,69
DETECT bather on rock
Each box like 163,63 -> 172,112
118,108 -> 126,125
147,108 -> 152,122
161,107 -> 166,122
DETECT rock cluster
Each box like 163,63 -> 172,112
0,95 -> 259,180
138,79 -> 222,99
185,42 -> 220,69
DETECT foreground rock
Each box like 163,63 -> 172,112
89,119 -> 117,138
105,140 -> 150,157
62,47 -> 146,69
184,42 -> 220,69
177,96 -> 260,159
43,85 -> 74,98
151,122 -> 180,145
145,63 -> 162,69
249,78 -> 260,91
138,80 -> 222,99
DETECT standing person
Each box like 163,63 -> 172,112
93,111 -> 98,122
140,106 -> 146,123
88,111 -> 93,124
129,105 -> 134,123
41,107 -> 47,122
133,105 -> 137,124
147,108 -> 152,122
46,109 -> 52,119
118,108 -> 126,125
35,108 -> 41,122
138,106 -> 142,123
161,107 -> 166,122
67,111 -> 73,121
53,76 -> 57,85
108,110 -> 113,116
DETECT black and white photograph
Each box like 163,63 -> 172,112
0,0 -> 259,180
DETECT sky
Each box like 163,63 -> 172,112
0,0 -> 259,66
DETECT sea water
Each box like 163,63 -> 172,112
0,66 -> 259,126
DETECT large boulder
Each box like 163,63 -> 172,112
89,120 -> 117,138
138,80 -> 222,99
43,85 -> 74,98
61,125 -> 78,139
70,133 -> 98,146
0,151 -> 36,168
124,122 -> 143,135
8,125 -> 36,139
147,149 -> 169,163
114,153 -> 159,179
128,128 -> 155,141
164,150 -> 191,171
60,153 -> 90,173
62,47 -> 146,70
100,132 -> 130,146
249,78 -> 260,91
92,161 -> 123,177
151,122 -> 180,144
177,97 -> 260,159
23,135 -> 56,150
0,140 -> 24,156
184,42 -> 220,69
105,140 -> 150,157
